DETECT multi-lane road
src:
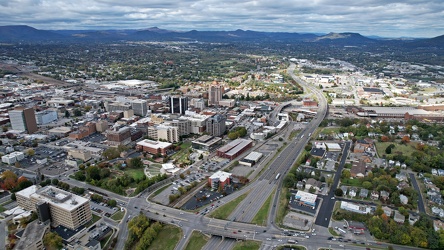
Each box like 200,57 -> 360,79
17,62 -> 423,250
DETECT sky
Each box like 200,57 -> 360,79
0,0 -> 443,38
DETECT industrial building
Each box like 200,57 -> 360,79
294,190 -> 317,209
217,138 -> 253,160
16,185 -> 92,230
239,151 -> 263,167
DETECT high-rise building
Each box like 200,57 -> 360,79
208,82 -> 224,106
8,106 -> 38,133
16,185 -> 92,230
131,99 -> 148,116
169,96 -> 188,115
206,114 -> 226,137
35,110 -> 58,125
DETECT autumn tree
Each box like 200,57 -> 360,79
43,231 -> 63,250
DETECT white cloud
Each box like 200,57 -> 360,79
0,0 -> 442,37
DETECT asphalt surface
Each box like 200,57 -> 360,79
409,173 -> 426,214
315,141 -> 351,227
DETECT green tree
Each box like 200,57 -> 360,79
107,199 -> 117,207
43,231 -> 63,250
335,188 -> 344,196
52,179 -> 59,185
64,110 -> 70,118
362,181 -> 372,189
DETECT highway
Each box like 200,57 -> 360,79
26,62 -> 422,250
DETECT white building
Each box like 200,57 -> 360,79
1,151 -> 25,164
35,110 -> 58,125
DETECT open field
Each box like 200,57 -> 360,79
375,141 -> 418,157
184,231 -> 209,250
147,225 -> 182,250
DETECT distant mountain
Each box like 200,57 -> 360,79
313,32 -> 376,46
0,25 -> 64,42
409,34 -> 444,48
0,25 -> 441,49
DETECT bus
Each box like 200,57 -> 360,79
287,239 -> 297,244
275,173 -> 281,180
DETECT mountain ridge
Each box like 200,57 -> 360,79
0,25 -> 442,48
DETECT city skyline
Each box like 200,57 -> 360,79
0,0 -> 443,38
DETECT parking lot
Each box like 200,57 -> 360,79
152,172 -> 207,205
181,183 -> 241,210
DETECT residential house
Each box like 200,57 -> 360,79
349,187 -> 358,198
341,186 -> 349,196
382,206 -> 393,217
399,194 -> 408,205
305,178 -> 321,192
296,181 -> 304,190
359,188 -> 369,198
408,213 -> 419,225
380,190 -> 390,200
350,160 -> 366,178
353,143 -> 367,153
434,220 -> 444,231
395,173 -> 408,182
371,191 -> 379,200
397,181 -> 410,190
394,211 -> 405,223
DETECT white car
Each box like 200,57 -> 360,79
331,197 -> 335,199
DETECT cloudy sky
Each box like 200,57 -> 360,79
0,0 -> 443,37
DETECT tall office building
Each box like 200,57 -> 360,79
131,99 -> 148,116
206,114 -> 226,137
8,106 -> 38,134
208,82 -> 224,106
16,185 -> 92,230
169,96 -> 188,115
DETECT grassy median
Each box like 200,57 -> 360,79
232,240 -> 261,250
276,187 -> 289,225
251,190 -> 274,225
184,231 -> 209,250
210,193 -> 248,220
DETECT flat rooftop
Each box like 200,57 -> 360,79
295,190 -> 317,204
137,139 -> 172,149
16,185 -> 39,199
14,220 -> 49,250
32,186 -> 89,211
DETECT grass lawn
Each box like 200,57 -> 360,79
184,231 -> 209,250
210,193 -> 248,220
321,127 -> 341,135
375,141 -> 418,158
232,240 -> 261,250
85,214 -> 101,227
276,188 -> 289,225
124,168 -> 146,180
277,246 -> 306,250
341,178 -> 362,187
111,211 -> 125,221
289,130 -> 300,140
147,225 -> 182,250
252,190 -> 274,226
172,141 -> 192,165
329,227 -> 340,236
